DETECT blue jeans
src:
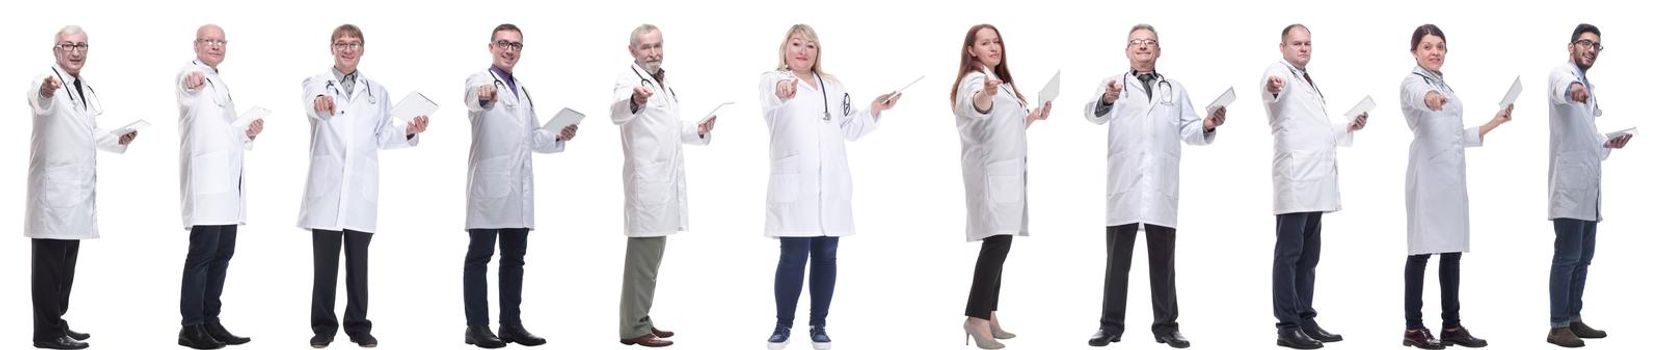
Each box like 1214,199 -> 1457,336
775,237 -> 838,328
1549,219 -> 1597,328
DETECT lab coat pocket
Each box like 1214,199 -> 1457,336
42,166 -> 90,208
631,174 -> 672,207
1153,156 -> 1181,197
986,159 -> 1023,204
190,152 -> 233,195
768,153 -> 800,203
1553,156 -> 1594,191
474,155 -> 514,199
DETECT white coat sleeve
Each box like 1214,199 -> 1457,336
301,76 -> 332,121
376,86 -> 418,149
1260,67 -> 1286,105
955,72 -> 993,120
1176,87 -> 1215,146
1083,77 -> 1115,125
759,72 -> 789,118
681,118 -> 711,146
610,73 -> 641,126
1547,69 -> 1580,106
1401,75 -> 1439,114
464,74 -> 493,114
530,124 -> 565,153
837,84 -> 878,141
27,74 -> 58,116
92,123 -> 128,154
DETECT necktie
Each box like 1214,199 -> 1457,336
72,79 -> 87,109
1137,73 -> 1156,101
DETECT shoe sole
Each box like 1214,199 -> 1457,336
1157,338 -> 1191,349
1277,339 -> 1324,349
812,341 -> 832,350
1401,340 -> 1446,349
178,340 -> 226,350
766,340 -> 789,350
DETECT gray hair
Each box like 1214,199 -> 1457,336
629,24 -> 660,46
1127,24 -> 1157,41
55,25 -> 85,45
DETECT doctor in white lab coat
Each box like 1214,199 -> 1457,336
297,24 -> 430,349
1396,24 -> 1508,349
952,24 -> 1049,350
1259,24 -> 1364,348
457,23 -> 573,349
1544,24 -> 1626,346
1082,24 -> 1223,349
175,24 -> 259,349
25,25 -> 135,350
609,24 -> 715,348
758,24 -> 899,350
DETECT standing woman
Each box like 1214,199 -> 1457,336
952,24 -> 1050,350
758,24 -> 901,350
1397,24 -> 1510,350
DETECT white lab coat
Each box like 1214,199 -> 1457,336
1546,61 -> 1610,222
1260,60 -> 1351,215
1400,66 -> 1481,255
177,61 -> 254,230
1082,72 -> 1215,230
954,71 -> 1028,241
25,65 -> 128,239
463,68 -> 564,230
296,70 -> 419,233
757,71 -> 879,237
610,64 -> 709,237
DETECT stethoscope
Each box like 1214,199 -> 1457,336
1410,67 -> 1454,96
631,65 -> 677,104
1281,61 -> 1324,101
1121,70 -> 1174,105
324,74 -> 376,105
51,66 -> 103,115
490,69 -> 532,108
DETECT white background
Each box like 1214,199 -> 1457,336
2,0 -> 1659,349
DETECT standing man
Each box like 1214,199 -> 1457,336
299,24 -> 431,349
1082,24 -> 1226,349
27,25 -> 138,350
1259,24 -> 1364,350
608,24 -> 717,348
459,23 -> 576,349
1544,23 -> 1626,349
176,24 -> 260,350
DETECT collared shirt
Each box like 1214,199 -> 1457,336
491,65 -> 518,97
332,67 -> 359,93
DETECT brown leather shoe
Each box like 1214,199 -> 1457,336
1403,328 -> 1445,349
651,327 -> 675,338
1547,327 -> 1585,348
621,334 -> 673,347
1440,326 -> 1488,348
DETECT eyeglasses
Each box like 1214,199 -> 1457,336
493,40 -> 524,51
332,42 -> 363,51
1573,39 -> 1604,52
196,39 -> 228,47
1128,39 -> 1159,48
55,42 -> 90,52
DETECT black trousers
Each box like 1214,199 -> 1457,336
463,228 -> 529,326
312,229 -> 373,337
1405,252 -> 1461,329
31,239 -> 80,342
181,224 -> 239,326
1100,223 -> 1179,337
964,235 -> 1012,319
1272,212 -> 1323,329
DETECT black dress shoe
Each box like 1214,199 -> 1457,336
1155,331 -> 1191,348
348,333 -> 377,348
1568,321 -> 1606,339
1277,328 -> 1323,349
1087,328 -> 1121,347
1440,326 -> 1487,348
498,323 -> 546,346
33,335 -> 89,350
179,324 -> 228,349
206,323 -> 251,345
464,326 -> 506,348
1547,327 -> 1585,348
1403,328 -> 1445,349
64,328 -> 90,341
1302,323 -> 1342,342
309,335 -> 333,348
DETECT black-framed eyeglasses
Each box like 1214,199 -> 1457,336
332,42 -> 363,51
494,40 -> 524,51
1573,40 -> 1604,52
56,42 -> 90,52
1128,39 -> 1159,48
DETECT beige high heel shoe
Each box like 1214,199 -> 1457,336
963,318 -> 1006,349
990,313 -> 1016,340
